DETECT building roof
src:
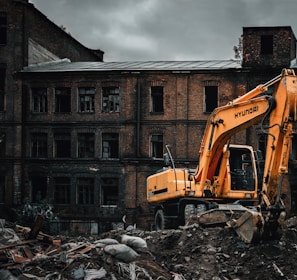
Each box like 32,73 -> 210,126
22,59 -> 242,73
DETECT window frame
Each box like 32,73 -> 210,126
100,177 -> 119,206
260,35 -> 273,55
54,87 -> 71,113
31,132 -> 48,158
150,86 -> 164,113
54,177 -> 71,204
77,132 -> 95,158
102,133 -> 119,159
102,86 -> 120,113
0,176 -> 5,203
32,88 -> 48,113
54,133 -> 71,158
78,87 -> 95,113
0,67 -> 5,111
30,176 -> 47,203
0,12 -> 7,45
150,134 -> 163,158
204,85 -> 218,114
77,177 -> 95,205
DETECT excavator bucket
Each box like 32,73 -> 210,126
228,209 -> 264,243
186,204 -> 265,243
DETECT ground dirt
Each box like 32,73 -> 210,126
2,216 -> 297,279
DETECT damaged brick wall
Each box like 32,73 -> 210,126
242,26 -> 296,69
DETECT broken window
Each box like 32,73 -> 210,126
0,176 -> 5,203
54,177 -> 70,204
102,133 -> 119,159
78,87 -> 95,113
77,177 -> 94,204
151,86 -> 164,113
55,87 -> 71,113
31,133 -> 48,158
0,12 -> 7,45
78,133 -> 94,158
102,87 -> 119,112
101,177 -> 118,206
261,35 -> 273,55
0,68 -> 5,111
204,86 -> 218,113
150,134 -> 163,158
54,133 -> 71,158
30,176 -> 47,203
32,88 -> 47,113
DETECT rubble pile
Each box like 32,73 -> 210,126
1,215 -> 297,279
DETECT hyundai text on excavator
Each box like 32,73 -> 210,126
146,69 -> 297,243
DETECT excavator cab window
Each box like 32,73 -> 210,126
229,147 -> 255,191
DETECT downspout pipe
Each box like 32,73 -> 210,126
136,80 -> 141,157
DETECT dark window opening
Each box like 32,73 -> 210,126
78,133 -> 94,158
0,176 -> 5,203
0,68 -> 5,111
54,133 -> 71,158
102,87 -> 119,112
31,133 -> 48,158
55,88 -> 71,112
32,88 -> 47,113
0,133 -> 6,157
54,177 -> 70,204
150,134 -> 163,158
204,86 -> 218,113
101,178 -> 118,205
261,35 -> 273,55
102,133 -> 119,158
79,87 -> 95,113
77,178 -> 94,204
31,176 -> 47,203
151,86 -> 164,113
0,12 -> 7,45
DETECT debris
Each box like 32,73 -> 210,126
121,234 -> 147,249
104,244 -> 140,262
0,215 -> 297,279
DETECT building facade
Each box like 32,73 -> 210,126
2,0 -> 297,233
0,0 -> 103,225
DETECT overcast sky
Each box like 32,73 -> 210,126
29,0 -> 297,62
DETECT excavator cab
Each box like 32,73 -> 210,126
229,146 -> 256,191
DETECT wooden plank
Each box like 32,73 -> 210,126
22,246 -> 34,259
0,240 -> 38,252
11,253 -> 30,264
28,214 -> 44,240
66,244 -> 87,253
78,244 -> 95,254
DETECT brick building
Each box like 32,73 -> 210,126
0,0 -> 103,224
2,0 -> 297,233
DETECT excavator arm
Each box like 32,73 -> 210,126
261,69 -> 297,207
195,69 -> 297,204
194,95 -> 274,185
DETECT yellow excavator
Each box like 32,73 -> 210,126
147,68 -> 297,243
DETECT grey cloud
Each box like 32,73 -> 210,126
30,0 -> 297,61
